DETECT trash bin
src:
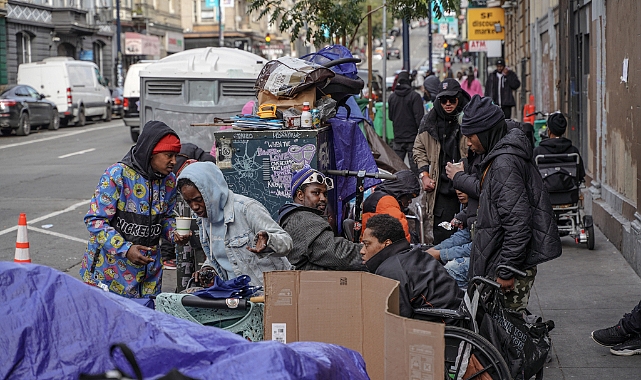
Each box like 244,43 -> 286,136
533,119 -> 547,147
374,102 -> 394,143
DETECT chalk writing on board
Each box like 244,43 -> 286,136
234,133 -> 254,140
232,140 -> 261,181
272,131 -> 301,139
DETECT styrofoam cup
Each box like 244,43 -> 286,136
176,217 -> 192,236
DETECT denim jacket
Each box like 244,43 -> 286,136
198,191 -> 293,287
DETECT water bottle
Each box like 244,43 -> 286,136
301,102 -> 312,129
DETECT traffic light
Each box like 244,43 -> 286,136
443,42 -> 448,49
265,33 -> 271,45
445,56 -> 451,63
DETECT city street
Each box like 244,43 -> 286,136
0,120 -> 133,271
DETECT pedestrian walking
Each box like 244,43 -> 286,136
484,58 -> 521,119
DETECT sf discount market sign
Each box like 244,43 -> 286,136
467,8 -> 505,40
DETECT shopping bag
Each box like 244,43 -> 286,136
478,288 -> 553,380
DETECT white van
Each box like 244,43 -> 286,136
122,60 -> 156,142
17,57 -> 112,126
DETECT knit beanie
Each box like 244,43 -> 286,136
397,71 -> 411,85
290,165 -> 317,198
547,112 -> 567,136
152,133 -> 181,155
460,95 -> 505,135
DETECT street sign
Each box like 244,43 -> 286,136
439,22 -> 449,36
433,34 -> 445,53
468,40 -> 487,52
467,8 -> 505,40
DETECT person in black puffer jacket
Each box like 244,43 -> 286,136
388,71 -> 424,175
461,95 -> 562,312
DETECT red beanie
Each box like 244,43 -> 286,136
152,134 -> 181,155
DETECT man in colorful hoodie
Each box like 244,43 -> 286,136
177,162 -> 292,288
80,120 -> 190,298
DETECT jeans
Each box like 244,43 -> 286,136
620,299 -> 641,335
392,141 -> 419,174
434,228 -> 471,288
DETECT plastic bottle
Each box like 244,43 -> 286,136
301,102 -> 312,129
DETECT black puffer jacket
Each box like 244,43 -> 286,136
388,83 -> 425,143
366,239 -> 464,319
471,128 -> 561,280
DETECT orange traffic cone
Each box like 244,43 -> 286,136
14,213 -> 31,263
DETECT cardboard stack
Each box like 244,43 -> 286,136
263,271 -> 445,379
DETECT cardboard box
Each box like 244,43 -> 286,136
264,271 -> 445,380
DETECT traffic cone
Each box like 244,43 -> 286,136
14,213 -> 31,263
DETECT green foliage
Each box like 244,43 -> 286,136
247,0 -> 458,44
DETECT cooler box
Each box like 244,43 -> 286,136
374,102 -> 394,143
213,127 -> 336,228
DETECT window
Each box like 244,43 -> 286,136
169,0 -> 175,13
152,0 -> 157,9
93,42 -> 104,76
26,86 -> 40,99
200,0 -> 215,21
15,86 -> 29,97
17,32 -> 32,66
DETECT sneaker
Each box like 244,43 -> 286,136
610,336 -> 641,356
163,259 -> 177,270
591,324 -> 630,347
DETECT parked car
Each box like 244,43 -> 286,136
357,69 -> 384,101
387,47 -> 401,60
0,85 -> 59,136
110,87 -> 124,118
17,57 -> 111,126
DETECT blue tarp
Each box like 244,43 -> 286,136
0,263 -> 369,380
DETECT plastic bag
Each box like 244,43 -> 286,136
255,56 -> 335,97
315,96 -> 337,121
478,287 -> 553,380
301,45 -> 359,79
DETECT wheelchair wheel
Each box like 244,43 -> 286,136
584,215 -> 595,250
444,326 -> 512,380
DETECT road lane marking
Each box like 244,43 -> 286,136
0,199 -> 91,236
28,225 -> 87,244
0,124 -> 120,150
58,148 -> 96,158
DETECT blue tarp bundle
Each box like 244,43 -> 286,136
0,263 -> 369,380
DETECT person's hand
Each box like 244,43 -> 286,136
445,162 -> 464,180
496,277 -> 515,292
427,247 -> 441,261
125,245 -> 154,265
421,174 -> 436,192
247,231 -> 268,253
502,66 -> 509,75
193,266 -> 215,287
451,218 -> 463,230
173,230 -> 191,245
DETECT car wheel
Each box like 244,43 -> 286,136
48,109 -> 60,130
76,106 -> 86,126
16,113 -> 30,136
104,104 -> 112,122
131,128 -> 139,143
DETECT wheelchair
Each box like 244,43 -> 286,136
535,153 -> 595,250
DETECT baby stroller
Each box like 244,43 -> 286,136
535,153 -> 595,250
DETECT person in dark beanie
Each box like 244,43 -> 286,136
388,71 -> 424,175
423,70 -> 441,102
80,121 -> 191,298
484,58 -> 521,119
533,112 -> 585,182
413,78 -> 470,244
460,95 -> 562,312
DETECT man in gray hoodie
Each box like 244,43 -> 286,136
177,162 -> 292,288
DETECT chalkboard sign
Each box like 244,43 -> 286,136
214,128 -> 335,221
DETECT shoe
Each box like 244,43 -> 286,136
591,324 -> 630,347
163,259 -> 177,270
610,336 -> 641,356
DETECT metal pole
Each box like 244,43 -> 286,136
218,0 -> 224,47
381,2 -> 387,139
367,5 -> 373,119
428,6 -> 432,72
402,18 -> 410,71
116,0 -> 123,88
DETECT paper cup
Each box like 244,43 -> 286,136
175,217 -> 192,236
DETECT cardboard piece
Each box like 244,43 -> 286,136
264,271 -> 445,380
257,88 -> 316,112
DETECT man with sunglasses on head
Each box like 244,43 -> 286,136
278,166 -> 365,271
413,78 -> 470,245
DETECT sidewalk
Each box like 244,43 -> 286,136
529,226 -> 641,379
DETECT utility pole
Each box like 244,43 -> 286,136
218,0 -> 224,47
116,0 -> 123,88
401,18 -> 410,71
367,5 -> 373,120
428,6 -> 432,72
381,3 -> 387,137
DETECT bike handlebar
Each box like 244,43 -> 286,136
497,264 -> 527,278
325,169 -> 397,181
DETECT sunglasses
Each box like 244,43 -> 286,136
302,172 -> 334,190
439,96 -> 458,105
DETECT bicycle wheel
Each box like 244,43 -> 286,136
444,326 -> 512,380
